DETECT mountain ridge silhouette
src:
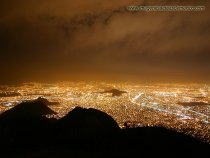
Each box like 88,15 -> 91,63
0,98 -> 209,157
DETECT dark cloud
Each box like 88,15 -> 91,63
0,0 -> 210,83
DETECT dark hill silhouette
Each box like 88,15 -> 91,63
0,98 -> 209,157
36,97 -> 59,105
120,126 -> 206,146
178,101 -> 209,106
0,98 -> 56,122
0,98 -> 57,153
55,107 -> 120,142
99,89 -> 127,97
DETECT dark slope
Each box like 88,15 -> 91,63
0,98 -> 209,157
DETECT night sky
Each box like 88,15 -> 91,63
0,0 -> 210,83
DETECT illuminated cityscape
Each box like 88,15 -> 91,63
0,82 -> 209,143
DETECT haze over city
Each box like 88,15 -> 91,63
0,0 -> 210,83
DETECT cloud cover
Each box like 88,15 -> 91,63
0,0 -> 210,83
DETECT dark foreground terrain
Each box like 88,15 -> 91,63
0,98 -> 209,158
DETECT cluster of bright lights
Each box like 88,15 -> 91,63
0,82 -> 209,143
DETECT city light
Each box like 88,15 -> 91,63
0,82 -> 209,143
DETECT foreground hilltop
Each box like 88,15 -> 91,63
0,98 -> 209,157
